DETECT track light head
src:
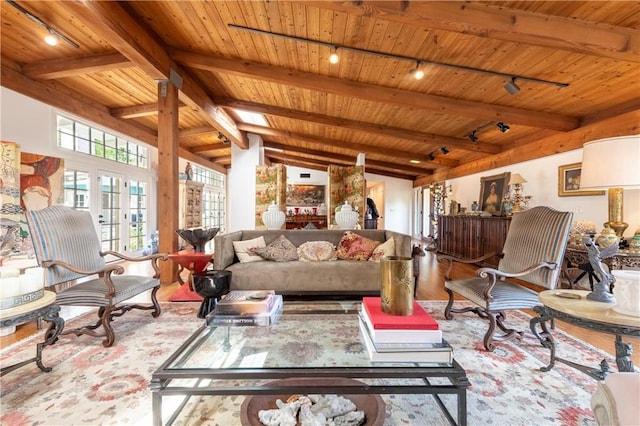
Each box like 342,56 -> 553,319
217,132 -> 224,140
44,29 -> 58,46
409,61 -> 424,80
504,77 -> 520,95
427,153 -> 435,161
440,147 -> 449,155
329,47 -> 339,64
468,131 -> 479,143
496,122 -> 510,133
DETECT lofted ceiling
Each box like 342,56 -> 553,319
1,1 -> 639,185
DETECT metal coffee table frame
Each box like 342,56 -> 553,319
150,304 -> 469,426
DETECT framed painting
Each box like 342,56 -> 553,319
558,162 -> 605,197
479,172 -> 511,215
286,184 -> 325,206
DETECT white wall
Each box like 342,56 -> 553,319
228,133 -> 263,231
445,150 -> 640,238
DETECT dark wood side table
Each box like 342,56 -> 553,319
0,290 -> 65,376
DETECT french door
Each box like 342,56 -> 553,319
99,172 -> 125,252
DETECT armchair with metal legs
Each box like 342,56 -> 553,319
439,206 -> 573,351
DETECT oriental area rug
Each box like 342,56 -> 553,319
0,301 -> 613,425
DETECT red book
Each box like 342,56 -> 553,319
362,297 -> 439,330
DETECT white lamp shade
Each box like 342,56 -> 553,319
580,135 -> 640,189
508,173 -> 527,185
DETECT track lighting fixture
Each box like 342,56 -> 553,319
468,131 -> 479,143
427,153 -> 435,161
7,0 -> 80,48
409,61 -> 424,80
44,29 -> 58,46
440,147 -> 449,155
217,132 -> 224,140
504,77 -> 520,95
329,47 -> 339,64
496,122 -> 510,133
229,24 -> 570,90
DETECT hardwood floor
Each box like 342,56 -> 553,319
2,250 -> 638,367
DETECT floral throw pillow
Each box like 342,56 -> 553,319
253,235 -> 299,262
232,236 -> 266,263
369,237 -> 395,261
297,241 -> 337,262
336,231 -> 380,261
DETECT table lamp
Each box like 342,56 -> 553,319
580,135 -> 640,239
506,173 -> 529,213
580,135 -> 639,303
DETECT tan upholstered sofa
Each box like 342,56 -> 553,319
213,229 -> 411,296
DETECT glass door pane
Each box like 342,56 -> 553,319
99,173 -> 123,252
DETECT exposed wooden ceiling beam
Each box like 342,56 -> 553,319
301,1 -> 640,63
22,53 -> 134,79
264,142 -> 431,176
179,148 -> 227,174
111,102 -> 189,119
266,151 -> 418,180
178,126 -> 218,138
2,62 -> 225,174
1,63 -> 158,147
171,50 -> 579,131
65,1 -> 248,148
215,97 -> 500,154
238,123 -> 458,168
414,109 -> 640,187
189,144 -> 229,154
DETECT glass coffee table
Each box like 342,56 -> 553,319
150,301 -> 469,425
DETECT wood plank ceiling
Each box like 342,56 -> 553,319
1,1 -> 639,185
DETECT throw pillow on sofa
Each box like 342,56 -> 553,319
233,236 -> 267,263
253,235 -> 299,262
336,231 -> 380,261
369,237 -> 395,261
297,241 -> 337,262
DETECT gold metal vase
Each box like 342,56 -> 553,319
380,256 -> 414,316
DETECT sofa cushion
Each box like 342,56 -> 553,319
369,237 -> 395,261
336,231 -> 380,261
297,241 -> 337,262
233,236 -> 266,263
253,235 -> 298,262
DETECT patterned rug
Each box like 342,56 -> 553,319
0,301 -> 613,425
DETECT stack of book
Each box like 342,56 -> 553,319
359,297 -> 452,364
206,290 -> 283,326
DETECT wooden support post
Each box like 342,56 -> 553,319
157,80 -> 180,285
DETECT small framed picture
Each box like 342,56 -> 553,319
557,163 -> 605,197
479,172 -> 511,215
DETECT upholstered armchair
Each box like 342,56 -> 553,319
26,206 -> 168,347
439,206 -> 573,351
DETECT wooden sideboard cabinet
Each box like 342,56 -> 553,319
438,215 -> 511,268
285,215 -> 328,229
179,180 -> 204,229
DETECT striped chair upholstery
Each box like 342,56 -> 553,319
441,206 -> 573,351
26,206 -> 168,347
